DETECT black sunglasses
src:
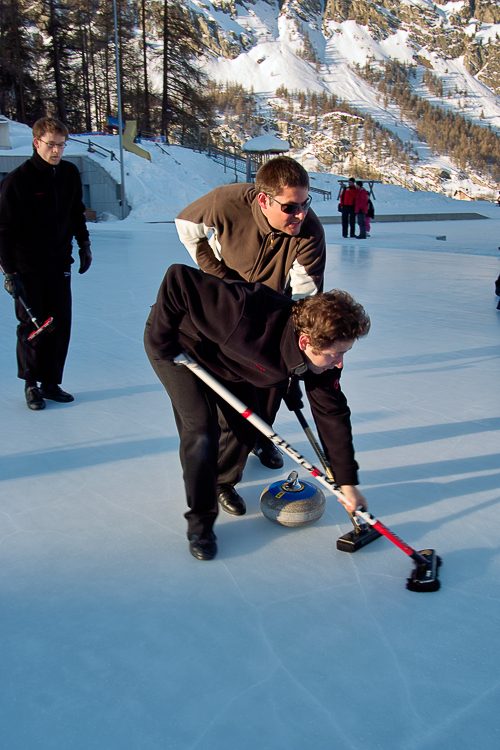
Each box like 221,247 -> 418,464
266,194 -> 312,215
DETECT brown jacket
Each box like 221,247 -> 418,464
175,183 -> 325,299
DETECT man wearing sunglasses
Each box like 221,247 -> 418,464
175,157 -> 326,494
175,156 -> 324,298
0,117 -> 91,411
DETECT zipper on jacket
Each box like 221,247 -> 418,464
249,232 -> 275,282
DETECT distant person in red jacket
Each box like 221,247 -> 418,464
339,177 -> 357,238
355,181 -> 369,239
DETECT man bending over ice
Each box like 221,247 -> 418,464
144,264 -> 370,561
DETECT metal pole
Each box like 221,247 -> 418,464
113,0 -> 126,219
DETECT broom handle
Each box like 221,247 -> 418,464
354,511 -> 430,566
17,296 -> 41,329
293,408 -> 363,530
0,264 -> 40,328
173,352 -> 351,508
294,408 -> 332,476
174,352 -> 429,564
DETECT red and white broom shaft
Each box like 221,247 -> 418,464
354,510 -> 430,566
175,353 -> 430,567
174,352 -> 347,506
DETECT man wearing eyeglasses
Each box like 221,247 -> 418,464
0,117 -> 91,411
174,155 -> 325,514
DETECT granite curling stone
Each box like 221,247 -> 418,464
260,470 -> 326,527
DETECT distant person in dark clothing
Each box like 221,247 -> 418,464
339,177 -> 357,238
0,117 -> 92,410
355,181 -> 369,240
365,196 -> 375,236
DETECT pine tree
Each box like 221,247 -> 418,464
0,0 -> 43,123
46,0 -> 70,123
157,0 -> 213,143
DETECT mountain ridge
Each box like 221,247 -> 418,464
173,0 -> 500,196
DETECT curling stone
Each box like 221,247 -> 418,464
260,470 -> 325,527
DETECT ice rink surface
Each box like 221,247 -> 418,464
1,218 -> 499,749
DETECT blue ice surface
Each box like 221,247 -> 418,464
0,215 -> 499,750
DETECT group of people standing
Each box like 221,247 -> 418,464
339,177 -> 372,240
145,156 -> 370,560
1,124 -> 370,562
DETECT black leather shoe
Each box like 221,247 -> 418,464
251,441 -> 284,469
25,386 -> 46,411
217,488 -> 246,516
39,384 -> 74,403
188,532 -> 217,560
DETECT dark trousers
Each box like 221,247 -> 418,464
357,211 -> 366,239
254,386 -> 281,446
341,206 -> 356,238
144,342 -> 259,535
15,269 -> 72,384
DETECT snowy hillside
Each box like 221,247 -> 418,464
152,0 -> 500,197
6,116 -> 500,224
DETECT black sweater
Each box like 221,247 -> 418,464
145,264 -> 360,485
0,152 -> 89,274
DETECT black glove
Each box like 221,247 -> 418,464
282,377 -> 304,411
4,273 -> 25,300
78,242 -> 92,274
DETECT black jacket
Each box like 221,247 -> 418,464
0,152 -> 89,274
145,264 -> 359,485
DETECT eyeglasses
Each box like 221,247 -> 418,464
37,139 -> 67,151
267,194 -> 312,215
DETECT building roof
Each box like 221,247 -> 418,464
241,135 -> 290,153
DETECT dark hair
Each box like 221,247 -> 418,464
348,177 -> 355,183
356,180 -> 363,187
255,156 -> 309,198
33,117 -> 69,140
292,290 -> 370,353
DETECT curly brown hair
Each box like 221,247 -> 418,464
292,290 -> 370,353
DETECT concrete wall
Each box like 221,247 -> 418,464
0,153 -> 130,219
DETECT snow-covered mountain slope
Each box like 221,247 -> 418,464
168,0 -> 500,196
6,116 -> 500,224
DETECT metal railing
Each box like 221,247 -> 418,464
155,142 -> 170,156
69,133 -> 332,200
205,144 -> 249,176
310,186 -> 332,200
68,136 -> 119,163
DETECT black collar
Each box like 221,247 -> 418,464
280,317 -> 309,377
30,151 -> 60,175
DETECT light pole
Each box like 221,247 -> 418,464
113,0 -> 126,219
